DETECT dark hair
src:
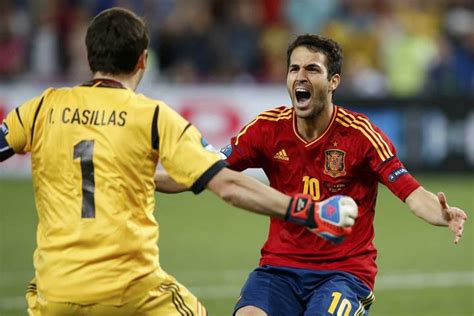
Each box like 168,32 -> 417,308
85,7 -> 149,75
286,34 -> 343,79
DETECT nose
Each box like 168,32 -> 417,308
295,68 -> 308,81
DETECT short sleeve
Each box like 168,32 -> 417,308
3,95 -> 45,154
157,102 -> 223,192
377,157 -> 420,201
224,118 -> 264,171
361,119 -> 420,201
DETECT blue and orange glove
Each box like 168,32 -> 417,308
285,194 -> 358,243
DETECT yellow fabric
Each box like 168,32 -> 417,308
157,103 -> 223,188
4,84 -> 220,304
26,275 -> 207,316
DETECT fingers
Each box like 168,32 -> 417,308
453,222 -> 464,244
437,192 -> 449,210
340,196 -> 358,227
341,217 -> 355,227
456,208 -> 468,220
340,196 -> 358,218
451,208 -> 467,245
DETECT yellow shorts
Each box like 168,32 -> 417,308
26,276 -> 207,316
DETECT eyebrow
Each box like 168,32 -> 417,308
305,63 -> 321,69
289,62 -> 322,69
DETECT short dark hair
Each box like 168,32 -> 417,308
287,34 -> 343,79
86,7 -> 149,75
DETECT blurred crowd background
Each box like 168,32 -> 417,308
0,0 -> 473,97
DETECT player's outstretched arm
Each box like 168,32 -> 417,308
154,170 -> 188,193
0,123 -> 15,162
207,167 -> 358,243
405,187 -> 468,244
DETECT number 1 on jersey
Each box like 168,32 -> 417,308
73,140 -> 96,218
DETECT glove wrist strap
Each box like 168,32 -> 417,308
285,194 -> 317,228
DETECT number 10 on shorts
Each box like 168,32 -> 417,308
328,291 -> 352,316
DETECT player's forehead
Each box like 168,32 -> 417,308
289,46 -> 328,69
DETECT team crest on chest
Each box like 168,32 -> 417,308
323,149 -> 346,178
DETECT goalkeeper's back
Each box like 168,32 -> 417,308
0,6 -> 227,310
34,83 -> 158,303
2,81 -> 222,303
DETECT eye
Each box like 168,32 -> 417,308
289,65 -> 299,73
306,65 -> 320,73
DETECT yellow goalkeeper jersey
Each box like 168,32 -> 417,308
3,79 -> 223,304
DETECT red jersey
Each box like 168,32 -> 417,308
223,106 -> 420,289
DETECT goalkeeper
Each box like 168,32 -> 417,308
155,34 -> 468,316
0,8 -> 358,316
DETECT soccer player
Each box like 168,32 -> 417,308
154,34 -> 468,315
0,11 -> 359,316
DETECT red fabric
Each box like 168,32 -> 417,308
226,105 -> 420,289
262,0 -> 283,25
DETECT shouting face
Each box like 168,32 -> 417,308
286,46 -> 339,119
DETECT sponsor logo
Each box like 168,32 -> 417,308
274,149 -> 289,161
220,144 -> 233,158
326,205 -> 337,217
321,199 -> 340,223
1,122 -> 8,135
297,198 -> 307,211
388,167 -> 408,182
323,149 -> 346,178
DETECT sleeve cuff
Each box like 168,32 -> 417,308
190,160 -> 227,194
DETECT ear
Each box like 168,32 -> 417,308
329,74 -> 341,92
135,49 -> 148,71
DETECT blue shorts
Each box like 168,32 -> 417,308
234,265 -> 375,316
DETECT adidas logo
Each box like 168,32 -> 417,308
274,149 -> 289,161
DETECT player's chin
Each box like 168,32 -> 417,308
293,106 -> 314,119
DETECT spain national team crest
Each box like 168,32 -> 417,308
324,149 -> 346,178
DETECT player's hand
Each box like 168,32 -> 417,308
286,194 -> 358,243
312,195 -> 358,243
437,192 -> 467,244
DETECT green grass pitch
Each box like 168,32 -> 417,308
0,174 -> 472,315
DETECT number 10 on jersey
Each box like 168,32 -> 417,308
302,176 -> 320,200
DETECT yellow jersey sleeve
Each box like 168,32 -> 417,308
157,102 -> 224,192
4,96 -> 43,153
4,89 -> 53,153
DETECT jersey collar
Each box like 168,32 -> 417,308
81,79 -> 126,89
292,105 -> 338,147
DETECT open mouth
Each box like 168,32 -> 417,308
295,88 -> 311,104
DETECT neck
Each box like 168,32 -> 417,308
92,72 -> 139,91
296,102 -> 334,142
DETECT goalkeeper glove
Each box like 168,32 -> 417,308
285,194 -> 358,243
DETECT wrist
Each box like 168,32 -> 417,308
285,194 -> 317,228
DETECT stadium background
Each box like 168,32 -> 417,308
0,0 -> 473,315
